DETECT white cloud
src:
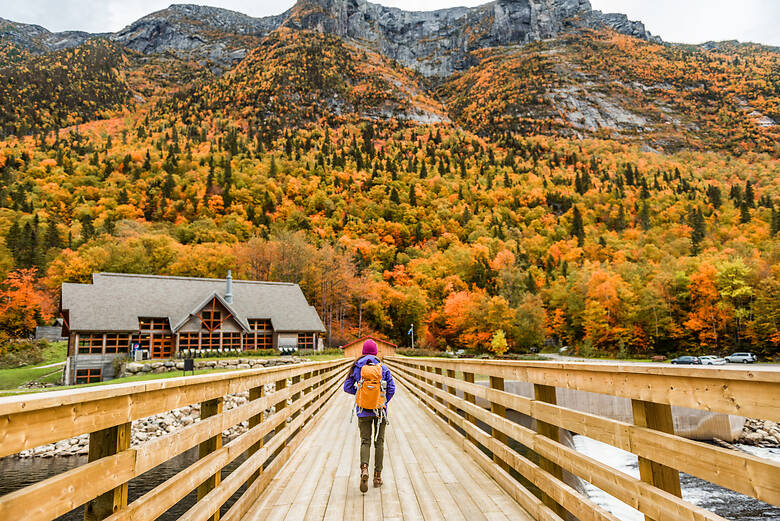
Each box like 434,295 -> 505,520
590,0 -> 780,46
1,0 -> 777,46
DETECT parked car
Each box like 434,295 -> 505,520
699,355 -> 726,365
725,352 -> 757,364
670,356 -> 701,365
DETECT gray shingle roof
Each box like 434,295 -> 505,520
61,273 -> 326,333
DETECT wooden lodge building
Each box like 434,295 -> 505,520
340,336 -> 397,359
60,272 -> 326,384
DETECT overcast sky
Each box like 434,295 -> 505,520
2,0 -> 778,46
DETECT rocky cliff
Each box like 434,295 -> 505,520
282,0 -> 658,76
0,17 -> 95,54
2,1 -> 658,76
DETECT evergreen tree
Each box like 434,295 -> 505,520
744,180 -> 755,208
408,184 -> 417,206
740,201 -> 751,223
690,208 -> 706,255
639,201 -> 650,230
390,187 -> 400,204
570,206 -> 585,247
771,207 -> 780,236
44,221 -> 61,249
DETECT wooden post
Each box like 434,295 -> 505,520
274,378 -> 288,442
291,375 -> 302,434
246,385 -> 264,487
463,372 -> 477,444
445,369 -> 457,426
489,376 -> 511,473
632,399 -> 682,521
197,397 -> 224,521
534,384 -> 565,517
434,367 -> 444,405
83,423 -> 131,521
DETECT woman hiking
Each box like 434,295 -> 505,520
343,339 -> 395,493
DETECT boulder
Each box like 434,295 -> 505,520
126,362 -> 144,373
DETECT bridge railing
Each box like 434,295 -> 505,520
0,357 -> 352,521
386,356 -> 780,521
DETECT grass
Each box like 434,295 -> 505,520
0,341 -> 68,390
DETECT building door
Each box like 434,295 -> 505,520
151,335 -> 173,359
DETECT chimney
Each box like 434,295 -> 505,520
225,270 -> 233,304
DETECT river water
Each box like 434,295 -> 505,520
572,436 -> 780,520
1,439 -> 777,520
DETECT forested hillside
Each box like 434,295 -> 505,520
0,6 -> 777,358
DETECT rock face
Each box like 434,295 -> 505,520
111,4 -> 285,73
281,0 -> 657,76
2,1 -> 658,76
0,17 -> 95,54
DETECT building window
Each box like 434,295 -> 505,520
297,333 -> 315,350
223,332 -> 241,350
201,332 -> 221,350
139,318 -> 170,330
249,319 -> 273,332
257,333 -> 273,349
179,333 -> 199,350
75,368 -> 102,384
200,310 -> 222,331
78,334 -> 104,354
105,334 -> 130,354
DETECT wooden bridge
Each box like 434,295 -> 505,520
0,357 -> 778,521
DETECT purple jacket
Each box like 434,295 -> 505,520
343,355 -> 395,417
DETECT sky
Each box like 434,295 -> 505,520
2,0 -> 778,46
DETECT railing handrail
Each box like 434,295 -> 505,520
386,356 -> 780,521
387,356 -> 780,421
387,355 -> 780,381
0,358 -> 353,521
0,359 -> 335,415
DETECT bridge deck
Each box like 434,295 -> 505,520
239,386 -> 534,521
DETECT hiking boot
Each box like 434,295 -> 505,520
373,470 -> 383,488
360,464 -> 369,493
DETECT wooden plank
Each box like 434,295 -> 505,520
103,370 -> 344,521
489,376 -> 511,474
394,372 -> 551,521
247,384 -> 265,488
392,364 -> 729,521
632,398 -> 682,521
397,370 -> 607,521
391,359 -> 780,507
83,422 -> 131,521
180,375 -> 343,521
198,397 -> 224,521
533,384 -> 565,517
0,359 -> 352,458
387,357 -> 780,421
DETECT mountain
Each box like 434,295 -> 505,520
280,0 -> 658,76
112,4 -> 284,74
0,2 -> 778,358
2,1 -> 658,76
0,1 -> 777,153
172,28 -> 448,128
0,17 -> 96,55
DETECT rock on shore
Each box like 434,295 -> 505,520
736,418 -> 780,447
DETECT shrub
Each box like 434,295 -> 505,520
0,339 -> 48,368
298,348 -> 342,356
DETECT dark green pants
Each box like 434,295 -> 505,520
358,416 -> 386,472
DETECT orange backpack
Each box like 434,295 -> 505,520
355,362 -> 386,412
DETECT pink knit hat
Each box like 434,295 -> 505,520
362,339 -> 378,356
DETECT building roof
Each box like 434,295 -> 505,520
340,335 -> 398,350
61,273 -> 326,333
